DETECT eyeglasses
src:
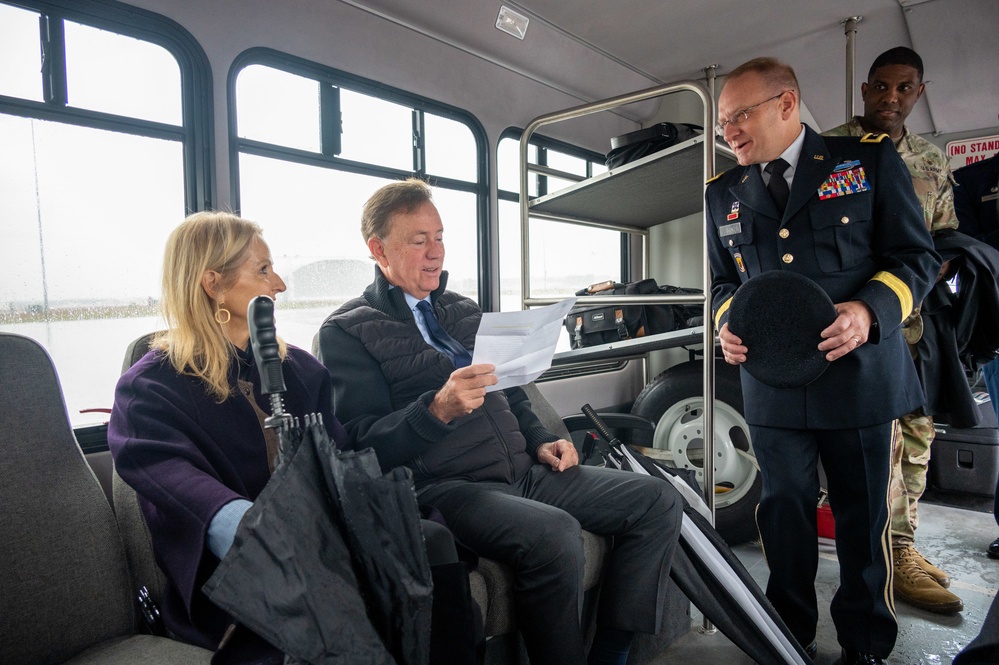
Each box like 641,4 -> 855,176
715,91 -> 790,137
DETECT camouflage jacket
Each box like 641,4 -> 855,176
824,117 -> 958,234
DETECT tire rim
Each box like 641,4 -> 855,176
651,397 -> 757,509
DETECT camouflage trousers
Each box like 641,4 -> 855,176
889,408 -> 934,546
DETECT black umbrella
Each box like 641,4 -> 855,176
203,412 -> 392,665
581,405 -> 811,665
315,424 -> 433,665
202,296 -> 432,665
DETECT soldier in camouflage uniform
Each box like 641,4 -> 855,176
824,46 -> 963,614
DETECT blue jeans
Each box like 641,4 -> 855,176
986,358 -> 999,526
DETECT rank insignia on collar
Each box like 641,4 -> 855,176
814,154 -> 825,160
741,174 -> 749,183
727,201 -> 740,220
818,166 -> 870,199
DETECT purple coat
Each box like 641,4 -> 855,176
108,344 -> 346,651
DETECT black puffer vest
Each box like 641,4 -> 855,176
330,269 -> 535,485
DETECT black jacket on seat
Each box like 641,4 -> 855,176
916,230 -> 999,427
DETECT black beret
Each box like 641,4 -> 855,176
728,270 -> 837,389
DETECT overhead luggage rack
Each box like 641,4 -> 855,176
530,135 -> 738,229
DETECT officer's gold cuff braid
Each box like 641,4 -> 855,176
870,271 -> 914,322
714,296 -> 733,329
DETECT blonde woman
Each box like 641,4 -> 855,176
109,211 -> 347,660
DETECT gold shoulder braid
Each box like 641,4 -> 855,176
859,132 -> 889,143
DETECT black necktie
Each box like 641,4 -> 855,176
765,158 -> 790,215
416,300 -> 472,368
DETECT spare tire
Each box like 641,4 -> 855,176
631,360 -> 761,545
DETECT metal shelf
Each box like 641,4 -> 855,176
551,326 -> 705,366
520,79 -> 721,528
530,135 -> 737,229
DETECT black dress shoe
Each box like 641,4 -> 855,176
804,641 -> 817,660
988,536 -> 999,559
837,650 -> 888,665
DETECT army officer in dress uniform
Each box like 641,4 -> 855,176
706,57 -> 941,665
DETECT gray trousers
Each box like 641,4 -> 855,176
417,464 -> 682,665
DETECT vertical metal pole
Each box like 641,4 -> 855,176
701,63 -> 719,638
843,16 -> 863,122
704,64 -> 719,102
700,82 -> 717,532
519,134 -> 532,312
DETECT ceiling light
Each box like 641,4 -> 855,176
496,6 -> 529,40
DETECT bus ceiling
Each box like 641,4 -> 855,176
353,0 -> 996,137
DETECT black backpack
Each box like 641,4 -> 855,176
564,278 -> 703,349
605,122 -> 702,169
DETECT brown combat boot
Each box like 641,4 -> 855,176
893,546 -> 963,614
906,546 -> 951,588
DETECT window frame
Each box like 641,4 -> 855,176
227,47 -> 491,307
0,0 -> 214,436
0,0 -> 216,211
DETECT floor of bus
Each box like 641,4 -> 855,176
654,490 -> 998,665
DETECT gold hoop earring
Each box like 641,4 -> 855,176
215,302 -> 231,324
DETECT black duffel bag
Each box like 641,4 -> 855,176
565,278 -> 703,349
605,122 -> 702,169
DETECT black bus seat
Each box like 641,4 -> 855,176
0,332 -> 212,664
112,467 -> 170,629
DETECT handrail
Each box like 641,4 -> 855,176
526,163 -> 587,183
519,79 -> 719,523
526,211 -> 650,235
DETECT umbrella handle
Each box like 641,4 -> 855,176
248,295 -> 287,420
581,403 -> 620,446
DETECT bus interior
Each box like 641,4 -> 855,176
2,0 -> 999,663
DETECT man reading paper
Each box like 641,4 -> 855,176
316,178 -> 683,665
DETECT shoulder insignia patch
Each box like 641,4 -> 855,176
860,132 -> 889,143
706,171 -> 726,184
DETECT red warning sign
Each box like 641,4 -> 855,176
946,135 -> 999,170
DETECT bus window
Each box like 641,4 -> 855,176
0,4 -> 44,101
497,133 -> 624,314
424,113 -> 478,183
0,0 -> 211,427
338,90 -> 413,172
230,53 -> 487,355
64,20 -> 182,124
236,65 -> 321,153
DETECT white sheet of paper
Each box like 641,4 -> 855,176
471,298 -> 577,392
